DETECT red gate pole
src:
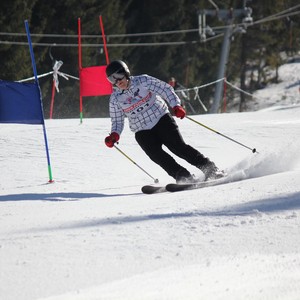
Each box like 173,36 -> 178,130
99,15 -> 110,65
78,18 -> 83,123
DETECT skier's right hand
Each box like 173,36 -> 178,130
105,132 -> 120,148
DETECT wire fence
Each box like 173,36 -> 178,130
17,66 -> 270,116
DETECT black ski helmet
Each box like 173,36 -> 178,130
106,60 -> 130,78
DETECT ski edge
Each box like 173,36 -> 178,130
166,176 -> 229,192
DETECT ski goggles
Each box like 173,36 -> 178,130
107,73 -> 126,85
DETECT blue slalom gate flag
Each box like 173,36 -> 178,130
0,80 -> 44,124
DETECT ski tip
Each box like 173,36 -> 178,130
141,186 -> 152,194
165,183 -> 193,192
141,185 -> 166,194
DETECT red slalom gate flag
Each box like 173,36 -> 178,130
79,66 -> 112,97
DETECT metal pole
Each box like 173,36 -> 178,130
210,21 -> 233,113
114,145 -> 159,183
186,116 -> 258,153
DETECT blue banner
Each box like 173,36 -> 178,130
0,80 -> 44,124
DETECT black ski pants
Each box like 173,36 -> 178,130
135,113 -> 209,179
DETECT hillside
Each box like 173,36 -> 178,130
0,63 -> 300,300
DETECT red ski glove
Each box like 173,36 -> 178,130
105,132 -> 120,148
173,105 -> 186,119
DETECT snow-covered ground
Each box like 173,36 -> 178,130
1,62 -> 300,300
251,62 -> 300,111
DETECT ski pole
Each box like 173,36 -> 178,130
186,116 -> 258,153
114,145 -> 159,183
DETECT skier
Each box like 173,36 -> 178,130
104,60 -> 223,183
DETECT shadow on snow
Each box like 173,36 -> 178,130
0,192 -> 140,202
35,191 -> 300,232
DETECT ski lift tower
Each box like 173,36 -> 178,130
198,5 -> 253,113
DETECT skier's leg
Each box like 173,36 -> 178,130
135,128 -> 192,181
154,114 -> 222,180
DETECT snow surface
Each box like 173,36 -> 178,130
1,62 -> 300,300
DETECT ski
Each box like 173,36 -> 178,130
141,185 -> 167,194
165,183 -> 195,192
166,176 -> 229,192
142,176 -> 228,194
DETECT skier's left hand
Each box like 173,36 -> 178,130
173,105 -> 186,119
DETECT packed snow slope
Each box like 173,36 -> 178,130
0,62 -> 300,300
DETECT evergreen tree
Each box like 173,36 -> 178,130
0,0 -> 299,116
0,0 -> 38,80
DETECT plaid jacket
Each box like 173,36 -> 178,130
109,74 -> 181,134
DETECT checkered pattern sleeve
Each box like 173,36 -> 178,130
109,93 -> 125,135
137,75 -> 181,108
